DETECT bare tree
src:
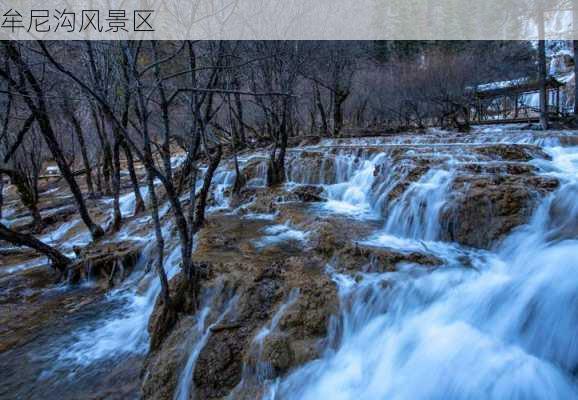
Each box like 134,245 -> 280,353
60,94 -> 96,198
1,124 -> 45,232
0,42 -> 104,239
0,222 -> 71,273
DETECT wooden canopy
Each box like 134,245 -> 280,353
471,76 -> 564,99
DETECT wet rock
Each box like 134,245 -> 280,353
141,313 -> 195,400
143,271 -> 241,400
147,298 -> 179,354
228,186 -> 259,211
289,338 -> 321,367
279,276 -> 337,340
559,135 -> 578,146
293,136 -> 321,147
462,162 -> 536,175
290,185 -> 326,202
545,183 -> 578,241
260,333 -> 294,374
228,256 -> 338,397
67,241 -> 142,287
302,136 -> 322,146
307,221 -> 344,254
441,174 -> 559,248
337,243 -> 443,272
193,265 -> 284,399
241,158 -> 268,185
193,323 -> 252,399
143,263 -> 284,400
300,217 -> 379,257
242,188 -> 281,214
286,152 -> 337,184
381,164 -> 430,203
473,144 -> 551,162
142,253 -> 339,400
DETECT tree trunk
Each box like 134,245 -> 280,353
69,110 -> 95,198
574,5 -> 578,115
267,101 -> 289,187
233,76 -> 246,145
122,140 -> 145,215
36,115 -> 104,239
4,42 -> 99,240
95,158 -> 103,194
144,166 -> 171,307
110,135 -> 122,232
0,222 -> 71,273
151,41 -> 174,184
1,167 -> 42,232
0,173 -> 4,219
101,148 -> 113,196
333,89 -> 348,136
193,145 -> 222,230
117,63 -> 145,216
92,107 -> 112,196
228,95 -> 245,196
315,84 -> 329,135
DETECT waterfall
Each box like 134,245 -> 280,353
53,224 -> 182,367
322,153 -> 387,218
228,289 -> 300,399
252,288 -> 300,381
174,288 -> 237,400
209,168 -> 236,211
264,143 -> 578,399
383,168 -> 454,241
6,126 -> 578,399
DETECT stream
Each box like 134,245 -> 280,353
1,126 -> 578,399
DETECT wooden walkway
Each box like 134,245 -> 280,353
473,112 -> 561,126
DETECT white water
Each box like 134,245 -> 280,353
209,168 -> 236,211
174,289 -> 238,400
3,125 -> 578,399
255,288 -> 300,345
253,223 -> 309,249
252,289 -> 300,380
53,225 -> 182,368
265,142 -> 578,399
321,153 -> 386,218
383,168 -> 454,241
33,257 -> 164,380
228,289 -> 301,399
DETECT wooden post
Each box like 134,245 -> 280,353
556,87 -> 560,114
573,1 -> 578,115
538,7 -> 548,130
514,93 -> 519,118
477,97 -> 481,122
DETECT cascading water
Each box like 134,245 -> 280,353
250,289 -> 300,381
52,222 -> 183,368
322,153 -> 387,218
4,126 -> 578,399
253,223 -> 309,249
284,148 -> 392,218
210,168 -> 237,211
263,141 -> 578,399
228,289 -> 301,399
383,168 -> 454,241
174,287 -> 238,400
